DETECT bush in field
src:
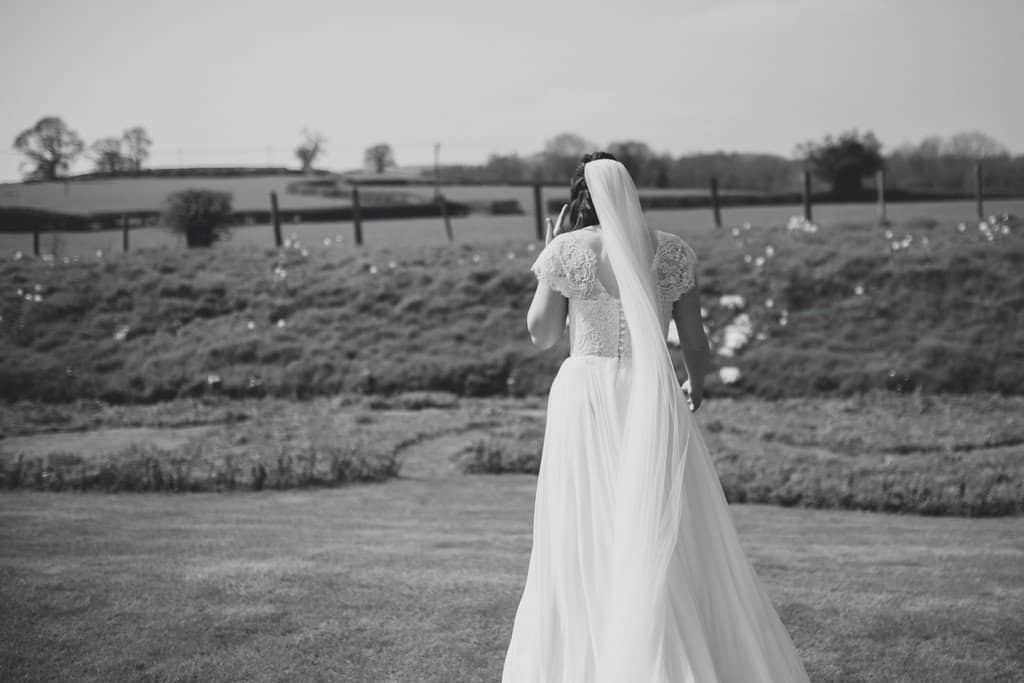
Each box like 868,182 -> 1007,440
162,189 -> 233,247
453,437 -> 542,474
452,417 -> 545,474
0,428 -> 401,493
795,129 -> 885,199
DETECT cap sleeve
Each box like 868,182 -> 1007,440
655,232 -> 698,301
530,232 -> 598,299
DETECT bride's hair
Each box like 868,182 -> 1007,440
567,151 -> 618,231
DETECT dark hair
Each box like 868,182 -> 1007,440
567,151 -> 618,231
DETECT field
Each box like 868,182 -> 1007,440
2,196 -> 1023,680
1,173 -> 1022,255
2,391 -> 1022,681
2,456 -> 1022,682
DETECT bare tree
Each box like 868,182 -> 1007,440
539,132 -> 597,181
13,116 -> 85,181
90,137 -> 128,174
606,140 -> 670,187
945,131 -> 1009,159
364,143 -> 396,174
295,128 -> 326,174
122,126 -> 152,171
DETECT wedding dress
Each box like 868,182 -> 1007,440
501,160 -> 810,682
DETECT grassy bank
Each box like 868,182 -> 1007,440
1,215 -> 1021,403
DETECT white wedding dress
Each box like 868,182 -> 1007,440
502,161 -> 810,682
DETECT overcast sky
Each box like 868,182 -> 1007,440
2,0 -> 1021,181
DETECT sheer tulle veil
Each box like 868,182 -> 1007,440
583,159 -> 694,681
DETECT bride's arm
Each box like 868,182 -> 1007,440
672,290 -> 711,409
526,285 -> 568,349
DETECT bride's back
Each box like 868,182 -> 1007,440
573,225 -> 660,300
531,227 -> 696,358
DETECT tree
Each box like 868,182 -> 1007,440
796,129 -> 884,198
162,189 -> 234,247
484,154 -> 528,182
121,126 -> 152,171
295,128 -> 326,174
90,137 -> 128,174
539,132 -> 597,181
945,131 -> 1009,159
13,116 -> 85,181
887,131 -> 1015,193
364,143 -> 396,174
607,140 -> 664,186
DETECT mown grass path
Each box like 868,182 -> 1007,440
1,461 -> 1022,682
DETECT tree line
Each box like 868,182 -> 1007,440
10,116 -> 1023,200
442,130 -> 1024,199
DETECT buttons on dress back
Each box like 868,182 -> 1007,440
617,302 -> 629,358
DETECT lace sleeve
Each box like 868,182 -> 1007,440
530,233 -> 598,298
655,233 -> 698,301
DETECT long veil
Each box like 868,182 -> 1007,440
584,160 -> 694,681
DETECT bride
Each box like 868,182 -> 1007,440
501,154 -> 811,682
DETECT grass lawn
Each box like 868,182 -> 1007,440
1,459 -> 1022,682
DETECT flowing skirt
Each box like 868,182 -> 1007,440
502,356 -> 810,682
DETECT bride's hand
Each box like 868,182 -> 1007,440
545,204 -> 569,245
681,379 -> 701,412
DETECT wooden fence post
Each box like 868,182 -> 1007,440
533,183 -> 544,241
439,195 -> 453,243
975,162 -> 984,220
802,169 -> 813,222
351,185 -> 364,246
33,226 -> 40,255
270,192 -> 282,247
433,142 -> 453,242
876,169 -> 887,225
709,176 -> 722,228
122,215 -> 129,252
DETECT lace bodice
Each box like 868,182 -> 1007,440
531,229 -> 697,358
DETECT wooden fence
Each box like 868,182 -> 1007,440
22,162 -> 999,254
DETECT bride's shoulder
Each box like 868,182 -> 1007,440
654,231 -> 698,298
655,229 -> 692,250
531,229 -> 599,298
546,229 -> 600,262
655,230 -> 696,262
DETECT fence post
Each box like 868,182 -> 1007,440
438,195 -> 453,243
802,169 -> 813,222
433,142 -> 453,242
533,183 -> 544,240
33,226 -> 40,255
975,162 -> 984,220
122,215 -> 129,252
709,176 -> 722,228
351,184 -> 364,246
876,169 -> 887,225
270,192 -> 282,247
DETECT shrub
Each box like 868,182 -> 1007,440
452,437 -> 541,474
162,189 -> 234,247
